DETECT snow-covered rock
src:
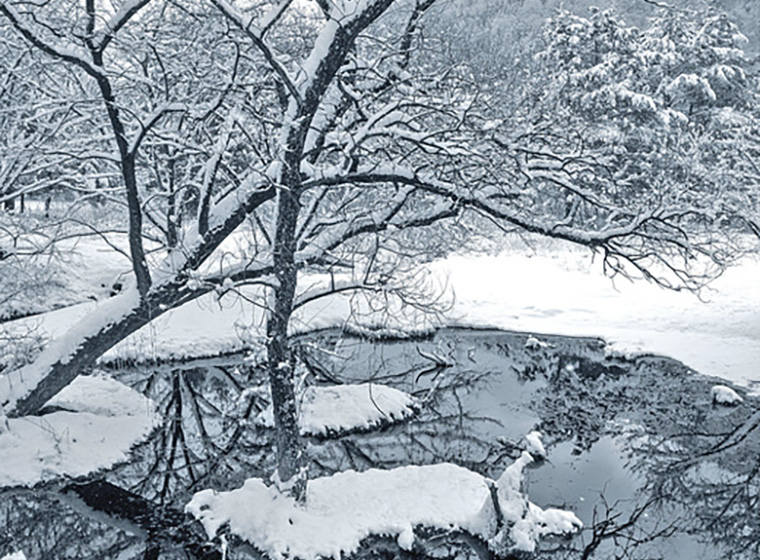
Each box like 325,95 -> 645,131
256,383 -> 417,437
523,430 -> 547,459
711,385 -> 743,406
525,336 -> 552,350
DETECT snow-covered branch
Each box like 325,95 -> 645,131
210,0 -> 302,106
0,1 -> 102,78
96,0 -> 153,53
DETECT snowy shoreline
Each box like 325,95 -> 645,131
3,237 -> 759,393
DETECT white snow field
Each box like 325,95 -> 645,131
433,243 -> 760,394
186,450 -> 581,560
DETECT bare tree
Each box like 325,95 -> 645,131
0,0 -> 757,499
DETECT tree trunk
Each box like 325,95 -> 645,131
266,180 -> 306,501
6,293 -> 161,417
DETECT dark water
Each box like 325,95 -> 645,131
1,328 -> 757,559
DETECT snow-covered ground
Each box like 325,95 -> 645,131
2,236 -> 757,555
5,236 -> 755,486
433,245 -> 760,393
0,374 -> 158,487
4,236 -> 758,392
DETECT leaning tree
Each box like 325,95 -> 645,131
0,0 -> 758,500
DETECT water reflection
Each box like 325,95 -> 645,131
0,328 -> 757,559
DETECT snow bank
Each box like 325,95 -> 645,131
1,278 -> 433,367
106,289 -> 265,362
525,336 -> 552,350
0,552 -> 26,560
187,452 -> 581,559
257,383 -> 418,436
188,464 -> 485,559
0,374 -> 158,487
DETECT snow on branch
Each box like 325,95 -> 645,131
197,104 -> 242,235
128,103 -> 188,157
260,0 -> 294,37
296,0 -> 395,101
210,0 -> 302,106
0,288 -> 141,415
96,0 -> 153,53
0,1 -> 102,78
293,183 -> 455,264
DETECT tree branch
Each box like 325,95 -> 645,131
96,0 -> 153,54
210,0 -> 302,107
0,1 -> 102,79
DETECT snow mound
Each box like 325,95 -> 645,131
0,374 -> 158,487
525,336 -> 552,350
257,384 -> 417,436
187,457 -> 581,559
523,431 -> 547,459
46,374 -> 154,417
1,552 -> 26,560
711,385 -> 743,406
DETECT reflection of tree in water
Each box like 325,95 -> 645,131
0,355 -> 267,559
618,371 -> 760,560
0,491 -> 142,559
1,331 -> 520,558
530,349 -> 758,560
114,359 -> 275,500
2,329 -> 757,559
